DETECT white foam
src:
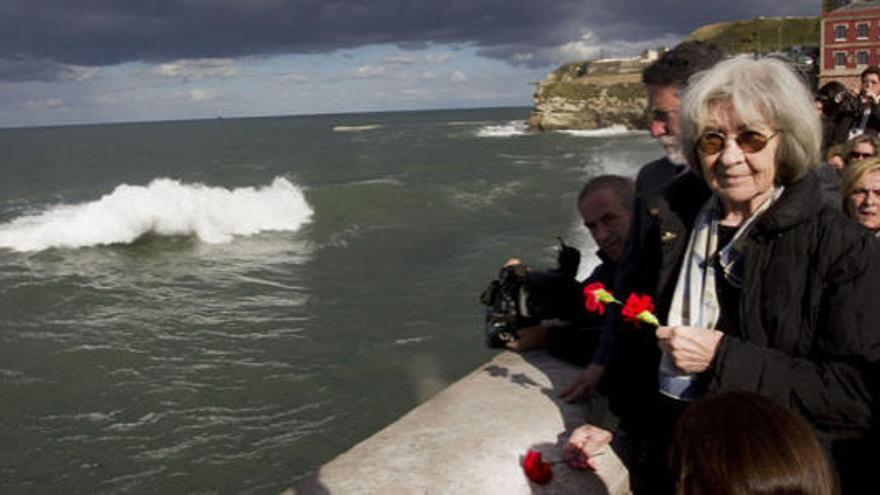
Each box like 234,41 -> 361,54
446,120 -> 491,127
0,177 -> 313,252
332,124 -> 382,132
556,125 -> 642,138
476,120 -> 529,138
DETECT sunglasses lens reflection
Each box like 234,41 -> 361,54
737,132 -> 770,153
697,131 -> 770,154
697,133 -> 725,154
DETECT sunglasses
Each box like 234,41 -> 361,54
848,151 -> 874,160
696,130 -> 778,155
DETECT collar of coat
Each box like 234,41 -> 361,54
749,169 -> 822,238
658,167 -> 823,240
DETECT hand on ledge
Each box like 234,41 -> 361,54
564,423 -> 613,471
559,363 -> 605,402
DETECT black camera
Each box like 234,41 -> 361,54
479,239 -> 582,348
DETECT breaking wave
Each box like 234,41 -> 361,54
556,125 -> 641,138
332,124 -> 383,132
476,120 -> 529,138
0,177 -> 312,252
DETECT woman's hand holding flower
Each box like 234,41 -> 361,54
655,326 -> 724,373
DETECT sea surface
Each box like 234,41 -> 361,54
0,107 -> 662,493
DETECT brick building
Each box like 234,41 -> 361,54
821,0 -> 880,88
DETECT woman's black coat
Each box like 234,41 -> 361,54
607,169 -> 880,451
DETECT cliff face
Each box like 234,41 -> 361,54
527,16 -> 820,132
526,59 -> 650,131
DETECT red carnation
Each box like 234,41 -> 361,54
583,282 -> 620,315
523,450 -> 553,485
621,293 -> 660,326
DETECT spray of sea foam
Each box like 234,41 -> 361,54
0,177 -> 312,252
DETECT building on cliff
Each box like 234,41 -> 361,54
820,0 -> 880,88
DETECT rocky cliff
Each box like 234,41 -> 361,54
527,16 -> 820,131
526,57 -> 650,131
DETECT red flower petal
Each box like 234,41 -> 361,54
523,450 -> 553,485
583,282 -> 607,315
622,293 -> 656,325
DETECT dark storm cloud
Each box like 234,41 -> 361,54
0,57 -> 73,82
1,0 -> 818,81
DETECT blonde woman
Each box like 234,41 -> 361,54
842,156 -> 880,236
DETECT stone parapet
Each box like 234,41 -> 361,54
288,350 -> 629,494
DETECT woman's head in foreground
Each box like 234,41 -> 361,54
670,390 -> 835,495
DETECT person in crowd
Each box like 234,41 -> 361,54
849,66 -> 880,139
668,391 -> 836,495
560,40 -> 724,401
842,156 -> 880,236
816,80 -> 858,150
565,55 -> 880,494
844,132 -> 879,167
504,175 -> 634,367
826,143 -> 847,174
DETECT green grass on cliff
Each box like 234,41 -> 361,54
605,83 -> 647,100
687,17 -> 820,54
540,82 -> 645,102
541,82 -> 601,100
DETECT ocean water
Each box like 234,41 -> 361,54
0,107 -> 661,493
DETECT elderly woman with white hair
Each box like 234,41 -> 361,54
565,56 -> 880,492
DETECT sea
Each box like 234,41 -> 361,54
0,107 -> 662,494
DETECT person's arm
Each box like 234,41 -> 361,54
559,362 -> 606,401
559,172 -> 653,401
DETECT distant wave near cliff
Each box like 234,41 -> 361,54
556,125 -> 643,137
0,177 -> 312,252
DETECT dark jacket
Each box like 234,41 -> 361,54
608,170 -> 880,450
546,253 -> 617,367
592,157 -> 689,367
823,111 -> 857,150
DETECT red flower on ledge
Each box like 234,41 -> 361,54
523,450 -> 553,485
583,282 -> 620,315
621,293 -> 660,326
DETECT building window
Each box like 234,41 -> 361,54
858,23 -> 870,39
836,24 -> 848,41
858,51 -> 870,65
835,52 -> 848,67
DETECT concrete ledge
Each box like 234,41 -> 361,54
289,350 -> 630,494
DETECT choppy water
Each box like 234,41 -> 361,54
0,108 -> 661,493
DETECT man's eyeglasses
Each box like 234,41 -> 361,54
847,151 -> 875,161
695,130 -> 778,155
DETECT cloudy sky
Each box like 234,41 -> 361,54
1,0 -> 818,128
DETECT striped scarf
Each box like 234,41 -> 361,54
658,187 -> 783,400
